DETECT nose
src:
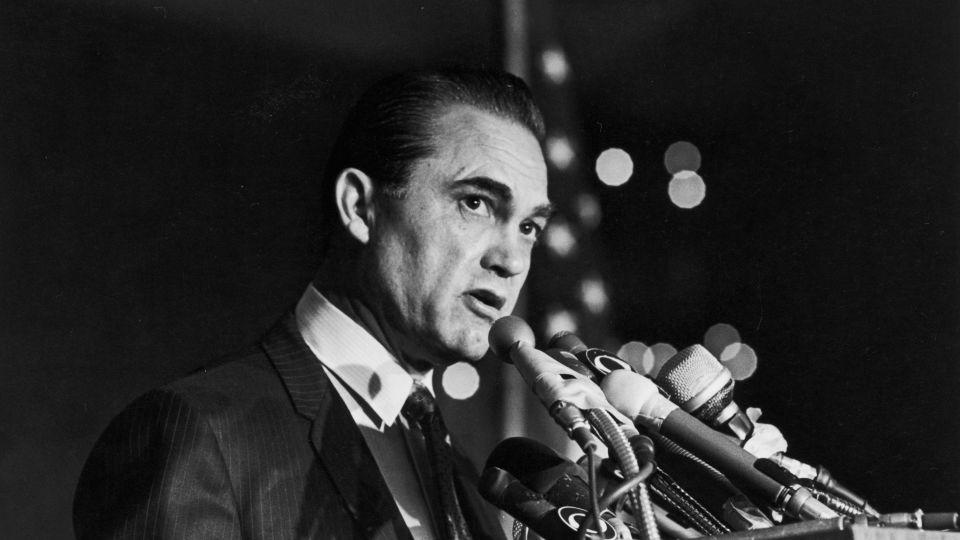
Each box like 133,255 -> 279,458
480,231 -> 529,278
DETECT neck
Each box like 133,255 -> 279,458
312,244 -> 434,375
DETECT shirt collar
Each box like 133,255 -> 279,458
295,285 -> 434,427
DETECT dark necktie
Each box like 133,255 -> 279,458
402,382 -> 474,540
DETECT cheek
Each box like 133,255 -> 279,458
379,210 -> 488,316
422,233 -> 473,291
367,228 -> 421,304
418,229 -> 486,308
395,225 -> 465,301
503,270 -> 530,313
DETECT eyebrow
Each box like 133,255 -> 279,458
452,176 -> 556,220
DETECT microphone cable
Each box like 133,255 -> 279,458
584,409 -> 661,540
647,431 -> 735,534
647,468 -> 730,536
578,446 -> 604,540
601,461 -> 658,540
563,408 -> 663,540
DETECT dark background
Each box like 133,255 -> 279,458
2,0 -> 957,537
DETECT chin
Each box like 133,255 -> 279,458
438,326 -> 491,364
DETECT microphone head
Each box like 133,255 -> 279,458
547,331 -> 587,354
545,349 -> 597,381
489,316 -> 536,360
478,467 -> 556,524
485,437 -> 588,496
656,345 -> 736,420
599,370 -> 675,427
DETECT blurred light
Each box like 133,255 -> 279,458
579,276 -> 608,314
663,141 -> 702,174
645,343 -> 678,378
544,308 -> 578,340
546,135 -> 575,170
617,341 -> 652,375
442,361 -> 480,400
541,48 -> 570,84
703,323 -> 741,359
668,170 -> 706,209
544,219 -> 577,257
574,193 -> 602,229
595,148 -> 633,186
721,343 -> 758,381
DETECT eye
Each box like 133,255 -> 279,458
460,195 -> 492,217
520,220 -> 544,239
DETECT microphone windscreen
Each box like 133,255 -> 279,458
545,349 -> 597,380
489,316 -> 536,360
485,437 -> 588,493
548,331 -> 587,353
601,370 -> 678,429
657,345 -> 727,402
485,437 -> 595,514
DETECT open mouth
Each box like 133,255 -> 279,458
466,289 -> 506,314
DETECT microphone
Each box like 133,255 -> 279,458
657,345 -> 877,515
549,334 -> 779,531
548,332 -> 762,525
874,511 -> 960,531
482,437 -> 634,539
545,334 -> 704,471
486,437 -> 593,509
600,369 -> 839,521
489,316 -> 609,452
550,331 -> 638,378
655,345 -> 755,441
479,467 -> 620,539
546,347 -> 600,380
540,338 -> 656,477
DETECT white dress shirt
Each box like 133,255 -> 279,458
295,285 -> 438,539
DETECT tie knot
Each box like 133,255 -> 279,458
401,382 -> 436,425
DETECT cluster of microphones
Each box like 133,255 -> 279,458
478,315 -> 959,540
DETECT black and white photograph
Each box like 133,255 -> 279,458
2,1 -> 957,538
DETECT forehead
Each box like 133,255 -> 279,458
418,106 -> 549,200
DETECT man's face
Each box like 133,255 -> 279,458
362,106 -> 551,365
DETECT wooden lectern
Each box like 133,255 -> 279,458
706,519 -> 960,540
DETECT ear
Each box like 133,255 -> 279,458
333,167 -> 375,244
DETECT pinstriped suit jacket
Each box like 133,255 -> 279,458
73,314 -> 507,539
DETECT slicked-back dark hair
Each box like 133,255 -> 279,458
320,67 -> 545,247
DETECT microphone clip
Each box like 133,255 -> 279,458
549,400 -> 600,453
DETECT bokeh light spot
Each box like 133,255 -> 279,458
546,135 -> 575,170
541,48 -> 570,84
544,308 -> 578,341
595,148 -> 634,186
442,362 -> 480,400
668,170 -> 706,209
617,341 -> 652,375
574,193 -> 602,229
703,323 -> 741,359
543,219 -> 577,257
664,141 -> 702,174
645,343 -> 678,378
579,276 -> 608,314
721,343 -> 758,381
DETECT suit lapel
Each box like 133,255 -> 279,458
261,314 -> 412,540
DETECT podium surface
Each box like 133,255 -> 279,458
707,519 -> 960,540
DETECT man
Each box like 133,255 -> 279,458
73,68 -> 552,539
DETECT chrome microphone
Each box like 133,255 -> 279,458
601,369 -> 839,522
655,344 -> 754,442
489,316 -> 605,453
656,344 -> 877,516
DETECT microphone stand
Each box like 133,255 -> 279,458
579,409 -> 661,540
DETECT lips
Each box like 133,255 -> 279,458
464,289 -> 507,320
